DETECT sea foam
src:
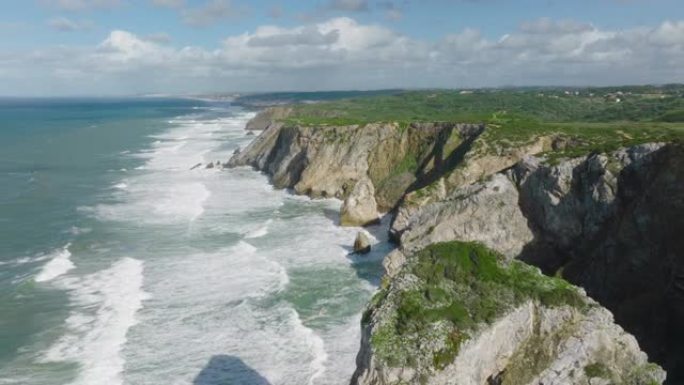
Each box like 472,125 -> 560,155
245,220 -> 272,239
41,257 -> 149,385
35,244 -> 74,283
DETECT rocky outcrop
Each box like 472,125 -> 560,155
228,109 -> 679,383
341,178 -> 380,226
244,106 -> 292,131
511,143 -> 684,381
352,242 -> 666,385
228,118 -> 485,225
397,174 -> 533,259
366,142 -> 682,384
354,231 -> 372,254
390,134 -> 553,239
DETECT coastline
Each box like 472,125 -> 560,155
230,105 -> 681,385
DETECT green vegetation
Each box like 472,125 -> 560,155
393,153 -> 419,176
585,362 -> 611,379
283,87 -> 684,125
541,121 -> 683,164
234,89 -> 402,108
278,87 -> 684,159
625,363 -> 663,385
370,241 -> 586,370
658,109 -> 684,122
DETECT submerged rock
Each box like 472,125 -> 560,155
354,231 -> 372,254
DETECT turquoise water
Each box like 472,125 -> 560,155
0,98 -> 387,385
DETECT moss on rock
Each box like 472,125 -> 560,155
369,241 -> 587,370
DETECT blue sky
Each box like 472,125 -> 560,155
0,0 -> 682,95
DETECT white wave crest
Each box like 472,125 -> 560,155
289,308 -> 328,385
35,244 -> 74,283
41,257 -> 149,385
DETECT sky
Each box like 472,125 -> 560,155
0,0 -> 682,96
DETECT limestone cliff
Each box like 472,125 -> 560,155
353,242 -> 665,385
244,106 -> 292,131
228,119 -> 484,226
228,111 -> 679,384
369,143 -> 681,384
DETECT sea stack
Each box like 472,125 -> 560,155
353,231 -> 372,254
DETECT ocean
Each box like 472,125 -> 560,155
0,98 -> 388,385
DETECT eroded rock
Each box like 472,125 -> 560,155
354,231 -> 372,254
341,178 -> 380,227
353,242 -> 665,385
397,174 -> 534,260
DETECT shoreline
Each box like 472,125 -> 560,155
230,104 -> 680,385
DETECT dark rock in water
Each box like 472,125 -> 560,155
205,162 -> 215,169
233,147 -> 241,155
190,163 -> 202,170
246,131 -> 255,136
353,231 -> 372,254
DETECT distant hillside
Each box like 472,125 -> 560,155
232,89 -> 404,108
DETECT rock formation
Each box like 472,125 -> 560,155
341,178 -> 380,226
228,110 -> 681,384
244,106 -> 292,131
228,118 -> 486,224
352,242 -> 666,385
354,231 -> 372,254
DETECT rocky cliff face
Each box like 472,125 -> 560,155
228,113 -> 484,225
244,106 -> 292,131
352,242 -> 665,385
382,142 -> 683,383
515,144 -> 684,380
228,111 -> 680,384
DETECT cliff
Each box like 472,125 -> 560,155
227,107 -> 682,384
228,115 -> 485,226
353,242 -> 665,385
244,106 -> 292,131
364,143 -> 683,385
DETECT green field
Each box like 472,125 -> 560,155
273,86 -> 684,157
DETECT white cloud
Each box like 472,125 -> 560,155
246,27 -> 340,47
2,17 -> 683,95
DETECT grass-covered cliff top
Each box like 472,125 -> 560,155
368,241 -> 586,370
281,86 -> 684,126
275,86 -> 684,157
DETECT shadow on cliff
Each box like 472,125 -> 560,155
407,123 -> 484,194
193,355 -> 271,385
514,144 -> 684,384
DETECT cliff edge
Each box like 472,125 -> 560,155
227,98 -> 683,384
